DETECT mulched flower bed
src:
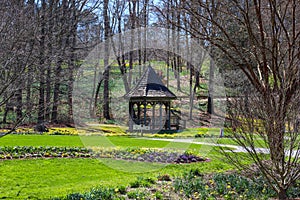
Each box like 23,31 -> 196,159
0,146 -> 208,164
93,148 -> 208,164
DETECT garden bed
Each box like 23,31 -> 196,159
55,169 -> 300,200
93,147 -> 208,164
0,146 -> 92,159
0,146 -> 208,164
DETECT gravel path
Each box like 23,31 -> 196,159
144,138 -> 300,157
142,137 -> 270,153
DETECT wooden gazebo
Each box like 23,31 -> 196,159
125,66 -> 182,132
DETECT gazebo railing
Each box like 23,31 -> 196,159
130,115 -> 183,132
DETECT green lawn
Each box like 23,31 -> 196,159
0,135 -> 234,199
0,135 -> 84,147
0,158 -> 145,199
0,157 -> 232,199
0,135 -> 217,151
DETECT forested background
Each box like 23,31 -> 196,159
1,0 -> 299,132
0,0 -> 224,128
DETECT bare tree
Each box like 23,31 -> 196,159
102,0 -> 111,120
0,0 -> 37,133
0,0 -> 100,129
180,0 -> 300,199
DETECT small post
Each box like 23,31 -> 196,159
220,128 -> 224,138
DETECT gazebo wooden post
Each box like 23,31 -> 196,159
164,102 -> 167,129
167,102 -> 171,130
129,101 -> 133,131
143,101 -> 147,126
152,103 -> 155,130
137,102 -> 141,124
159,102 -> 162,129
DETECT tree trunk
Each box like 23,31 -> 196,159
67,0 -> 77,124
52,0 -> 69,123
45,0 -> 54,122
137,1 -> 142,77
26,72 -> 32,121
38,0 -> 47,124
45,66 -> 51,121
15,88 -> 22,122
128,0 -> 136,88
51,62 -> 62,123
2,92 -> 9,124
143,0 -> 149,67
176,0 -> 181,91
103,0 -> 111,120
38,73 -> 45,124
25,0 -> 35,123
166,0 -> 170,88
117,15 -> 129,93
278,188 -> 288,200
207,57 -> 214,114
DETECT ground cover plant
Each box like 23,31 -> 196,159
0,124 -> 127,136
55,169 -> 300,200
1,126 -> 225,137
0,146 -> 92,159
0,145 -> 208,164
93,147 -> 208,164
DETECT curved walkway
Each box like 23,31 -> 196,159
142,137 -> 270,154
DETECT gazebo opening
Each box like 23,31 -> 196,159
125,65 -> 184,133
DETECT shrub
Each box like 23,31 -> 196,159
157,174 -> 172,181
65,187 -> 117,200
173,173 -> 209,199
154,191 -> 163,200
115,186 -> 127,195
65,193 -> 85,200
287,180 -> 300,197
48,128 -> 78,135
130,176 -> 156,188
173,171 -> 278,200
127,190 -> 147,199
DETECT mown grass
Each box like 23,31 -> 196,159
0,155 -> 232,199
0,135 -> 84,147
0,134 -> 234,199
0,135 -> 224,156
0,135 -> 222,158
0,158 -> 145,199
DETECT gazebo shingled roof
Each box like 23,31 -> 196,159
125,66 -> 176,99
